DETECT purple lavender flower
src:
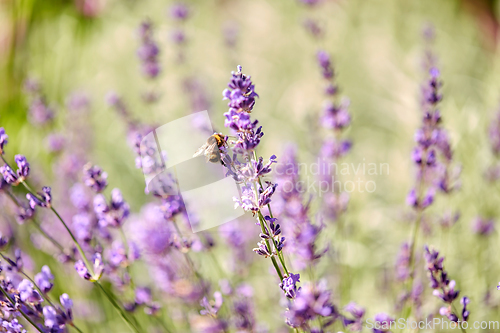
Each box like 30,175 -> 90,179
285,281 -> 338,329
18,279 -> 43,304
317,50 -> 334,79
66,91 -> 90,113
0,164 -> 18,185
343,302 -> 365,331
34,265 -> 54,293
252,240 -> 273,257
15,155 -> 30,178
320,100 -> 351,130
0,127 -> 8,155
135,287 -> 152,305
1,318 -> 26,332
424,246 -> 466,322
169,3 -> 189,20
70,183 -> 92,210
1,155 -> 30,186
137,20 -> 161,79
26,186 -> 52,209
46,133 -> 65,152
460,296 -> 470,321
372,313 -> 395,333
280,273 -> 301,299
75,260 -> 91,280
43,306 -> 62,328
298,0 -> 322,6
16,201 -> 34,222
160,194 -> 185,220
303,18 -> 323,39
60,293 -> 73,312
83,163 -> 108,193
200,291 -> 223,316
28,96 -> 55,125
170,29 -> 186,45
274,145 -> 327,268
93,188 -> 130,228
75,253 -> 104,281
223,66 -> 259,114
24,77 -> 40,93
471,216 -> 495,236
395,242 -> 410,281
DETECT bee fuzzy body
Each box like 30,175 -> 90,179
193,133 -> 227,164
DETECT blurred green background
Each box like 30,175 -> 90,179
1,0 -> 500,331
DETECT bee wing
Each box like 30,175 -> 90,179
193,143 -> 208,157
204,142 -> 219,162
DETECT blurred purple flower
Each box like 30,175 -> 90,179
34,265 -> 54,293
169,3 -> 189,20
471,217 -> 495,236
0,127 -> 8,155
83,163 -> 108,193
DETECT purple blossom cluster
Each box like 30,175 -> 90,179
315,50 -> 352,222
406,68 -> 459,210
24,79 -> 55,126
424,246 -> 469,323
137,20 -> 161,79
0,249 -> 76,332
274,146 -> 327,270
168,2 -> 190,62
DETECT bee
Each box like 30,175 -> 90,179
193,133 -> 227,163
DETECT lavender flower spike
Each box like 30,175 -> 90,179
83,163 -> 108,193
34,265 -> 54,293
26,186 -> 52,209
15,155 -> 30,180
0,127 -> 8,155
280,273 -> 301,299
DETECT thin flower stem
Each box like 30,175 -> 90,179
118,227 -> 135,289
171,218 -> 203,281
2,188 -> 68,255
0,252 -> 57,309
17,180 -> 94,275
256,176 -> 289,275
4,188 -> 20,205
408,209 -> 422,273
70,323 -> 85,333
257,210 -> 289,275
48,205 -> 94,276
95,282 -> 142,333
31,219 -> 69,256
153,315 -> 173,333
0,284 -> 45,333
451,304 -> 467,333
256,211 -> 283,280
2,156 -> 140,333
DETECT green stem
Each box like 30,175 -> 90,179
31,219 -> 68,256
256,211 -> 283,280
0,252 -> 55,309
17,180 -> 93,274
70,323 -> 85,333
171,219 -> 203,281
2,188 -> 68,256
119,227 -> 135,289
95,282 -> 142,333
0,284 -> 44,333
257,210 -> 289,275
48,205 -> 94,276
